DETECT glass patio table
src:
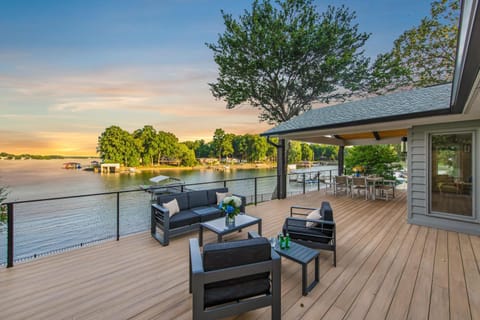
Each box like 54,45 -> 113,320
198,214 -> 262,246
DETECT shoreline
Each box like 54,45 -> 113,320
134,162 -> 277,172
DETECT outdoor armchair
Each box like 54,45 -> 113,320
189,237 -> 281,320
283,201 -> 336,266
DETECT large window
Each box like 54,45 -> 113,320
430,132 -> 473,217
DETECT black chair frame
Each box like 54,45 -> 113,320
285,205 -> 336,266
189,238 -> 281,320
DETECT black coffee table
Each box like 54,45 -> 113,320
274,241 -> 319,296
198,214 -> 262,246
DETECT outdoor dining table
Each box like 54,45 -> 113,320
346,176 -> 384,200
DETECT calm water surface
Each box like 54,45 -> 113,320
0,159 -> 336,264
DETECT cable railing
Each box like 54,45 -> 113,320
1,169 -> 336,267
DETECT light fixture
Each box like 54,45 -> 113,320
401,136 -> 408,154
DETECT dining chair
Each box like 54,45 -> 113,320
351,177 -> 368,200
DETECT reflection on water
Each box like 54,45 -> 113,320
0,159 -> 336,264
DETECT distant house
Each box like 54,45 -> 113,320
262,1 -> 480,235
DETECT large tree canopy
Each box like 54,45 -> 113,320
369,0 -> 459,92
208,0 -> 370,124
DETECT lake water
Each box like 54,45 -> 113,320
0,159 -> 337,264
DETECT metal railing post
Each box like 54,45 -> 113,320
7,203 -> 14,268
330,170 -> 332,183
254,177 -> 258,206
277,174 -> 281,199
303,173 -> 306,194
317,171 -> 321,191
223,180 -> 227,188
116,193 -> 120,241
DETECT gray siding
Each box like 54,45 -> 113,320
408,119 -> 480,235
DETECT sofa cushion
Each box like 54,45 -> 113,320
192,206 -> 223,222
158,193 -> 189,210
169,210 -> 201,229
203,237 -> 271,307
188,190 -> 209,208
207,188 -> 228,205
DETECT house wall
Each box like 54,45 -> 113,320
408,119 -> 480,235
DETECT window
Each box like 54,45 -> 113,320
430,132 -> 473,217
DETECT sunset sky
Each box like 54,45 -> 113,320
0,0 -> 432,156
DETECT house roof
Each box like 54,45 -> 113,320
262,83 -> 452,137
262,0 -> 480,140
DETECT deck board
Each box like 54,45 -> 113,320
1,190 -> 480,320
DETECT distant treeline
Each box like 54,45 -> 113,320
97,125 -> 339,167
0,152 -> 93,160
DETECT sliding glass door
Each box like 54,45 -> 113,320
430,132 -> 473,217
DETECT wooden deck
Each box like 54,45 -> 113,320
1,191 -> 480,320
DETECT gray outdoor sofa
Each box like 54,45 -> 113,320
151,188 -> 246,246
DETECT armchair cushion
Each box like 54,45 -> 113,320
283,222 -> 332,244
203,238 -> 272,307
203,237 -> 271,270
306,209 -> 322,228
321,201 -> 333,221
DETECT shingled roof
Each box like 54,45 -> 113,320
262,83 -> 452,136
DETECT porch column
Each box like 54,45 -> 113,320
277,138 -> 287,199
337,146 -> 344,176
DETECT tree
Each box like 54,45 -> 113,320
301,143 -> 314,161
344,145 -> 401,178
157,131 -> 178,164
232,135 -> 249,160
212,129 -> 234,160
288,141 -> 302,164
208,0 -> 370,124
177,143 -> 198,166
246,135 -> 269,162
97,126 -> 140,166
133,125 -> 158,166
0,185 -> 8,225
370,0 -> 459,92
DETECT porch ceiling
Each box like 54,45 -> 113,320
279,128 -> 409,146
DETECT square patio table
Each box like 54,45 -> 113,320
198,214 -> 262,246
274,241 -> 319,296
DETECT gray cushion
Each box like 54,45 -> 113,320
169,210 -> 200,229
192,206 -> 223,222
283,222 -> 332,244
206,188 -> 228,205
188,190 -> 209,208
203,237 -> 271,307
203,237 -> 271,271
204,277 -> 270,308
321,201 -> 333,221
158,193 -> 189,210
